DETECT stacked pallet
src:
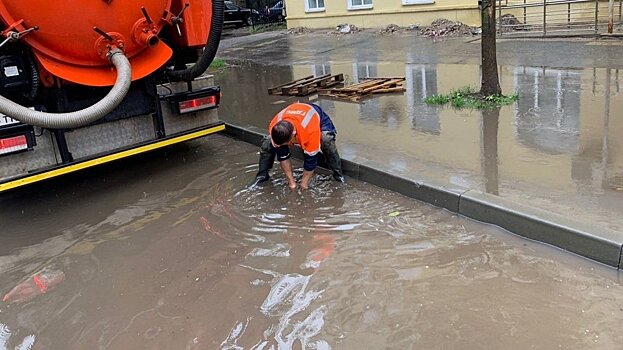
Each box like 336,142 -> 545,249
268,74 -> 345,96
319,77 -> 405,102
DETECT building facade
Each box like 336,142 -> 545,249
284,0 -> 481,29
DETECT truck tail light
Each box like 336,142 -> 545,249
178,95 -> 217,114
165,86 -> 221,115
0,135 -> 28,155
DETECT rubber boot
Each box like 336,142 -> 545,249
321,131 -> 345,183
251,136 -> 276,186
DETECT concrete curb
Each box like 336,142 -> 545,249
459,191 -> 623,268
222,123 -> 623,269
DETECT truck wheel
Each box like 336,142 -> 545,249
246,16 -> 253,26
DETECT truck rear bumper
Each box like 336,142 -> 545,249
0,123 -> 224,193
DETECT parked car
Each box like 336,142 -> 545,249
268,1 -> 286,22
224,1 -> 259,27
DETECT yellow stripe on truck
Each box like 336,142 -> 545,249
0,124 -> 225,192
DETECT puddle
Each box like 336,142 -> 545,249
0,136 -> 621,349
215,62 -> 623,234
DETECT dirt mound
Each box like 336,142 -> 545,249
500,14 -> 527,32
379,24 -> 401,35
421,18 -> 479,37
287,27 -> 311,35
379,24 -> 423,35
329,23 -> 360,35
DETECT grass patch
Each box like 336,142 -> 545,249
209,59 -> 228,70
424,86 -> 518,109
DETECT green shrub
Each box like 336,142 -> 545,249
424,86 -> 518,109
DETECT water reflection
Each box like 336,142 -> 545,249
215,61 -> 623,232
482,108 -> 500,195
513,67 -> 581,155
406,59 -> 440,135
572,68 -> 615,195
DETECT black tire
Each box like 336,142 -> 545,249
277,14 -> 283,22
246,16 -> 253,26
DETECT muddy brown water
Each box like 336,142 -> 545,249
215,62 -> 623,235
0,135 -> 621,349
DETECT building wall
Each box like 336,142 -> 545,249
285,0 -> 481,28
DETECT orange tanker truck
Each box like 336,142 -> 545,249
0,0 -> 226,192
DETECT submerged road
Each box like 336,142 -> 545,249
0,135 -> 622,349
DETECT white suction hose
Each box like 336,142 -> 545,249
0,49 -> 132,129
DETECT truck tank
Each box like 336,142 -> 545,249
0,0 -> 179,86
0,0 -> 218,86
0,0 -> 225,192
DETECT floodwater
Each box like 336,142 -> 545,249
1,135 -> 622,349
215,35 -> 623,235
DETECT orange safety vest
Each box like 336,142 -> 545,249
268,103 -> 321,156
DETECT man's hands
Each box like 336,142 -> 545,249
279,159 -> 315,190
280,159 -> 298,190
288,179 -> 297,190
300,170 -> 314,190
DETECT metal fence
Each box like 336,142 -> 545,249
497,0 -> 623,36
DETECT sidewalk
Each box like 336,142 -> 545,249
215,32 -> 623,268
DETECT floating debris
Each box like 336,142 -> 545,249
268,74 -> 344,96
319,77 -> 406,102
3,268 -> 65,304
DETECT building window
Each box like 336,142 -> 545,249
402,0 -> 435,5
306,0 -> 325,12
312,64 -> 331,76
348,0 -> 373,10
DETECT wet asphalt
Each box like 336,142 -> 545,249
0,31 -> 623,349
1,136 -> 622,349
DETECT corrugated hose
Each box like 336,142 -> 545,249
166,0 -> 224,81
0,48 -> 131,129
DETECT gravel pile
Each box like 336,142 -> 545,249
286,27 -> 312,35
499,14 -> 527,32
420,18 -> 480,37
379,24 -> 401,34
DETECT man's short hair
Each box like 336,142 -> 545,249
271,121 -> 294,146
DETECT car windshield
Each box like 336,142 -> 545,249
225,1 -> 238,10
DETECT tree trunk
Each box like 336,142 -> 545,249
480,0 -> 502,96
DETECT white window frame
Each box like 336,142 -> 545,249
347,0 -> 373,11
305,0 -> 326,13
402,0 -> 435,5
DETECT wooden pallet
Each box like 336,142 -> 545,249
268,74 -> 345,96
319,77 -> 406,102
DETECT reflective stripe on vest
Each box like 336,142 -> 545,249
301,107 -> 318,128
276,109 -> 286,121
276,104 -> 319,129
